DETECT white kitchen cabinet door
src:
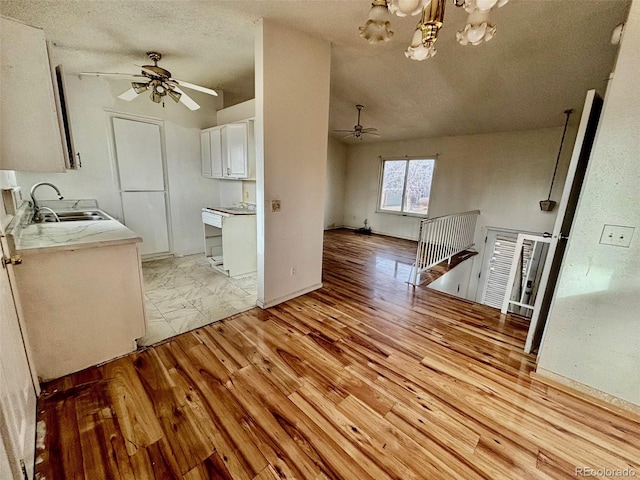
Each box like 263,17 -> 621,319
113,118 -> 165,191
210,128 -> 224,178
223,123 -> 248,178
121,191 -> 170,256
0,17 -> 66,172
201,130 -> 212,177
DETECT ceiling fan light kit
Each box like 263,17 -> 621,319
360,0 -> 509,61
80,51 -> 217,111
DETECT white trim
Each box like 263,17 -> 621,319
172,248 -> 206,257
342,224 -> 418,241
535,368 -> 640,417
257,283 -> 322,309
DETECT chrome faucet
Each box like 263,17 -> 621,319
30,182 -> 64,222
37,206 -> 60,222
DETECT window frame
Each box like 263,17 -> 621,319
376,156 -> 437,218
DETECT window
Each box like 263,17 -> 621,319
378,158 -> 435,216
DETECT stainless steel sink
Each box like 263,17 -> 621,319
36,211 -> 110,223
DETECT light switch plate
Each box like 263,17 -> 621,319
599,224 -> 635,247
271,199 -> 281,213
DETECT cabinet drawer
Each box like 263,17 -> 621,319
202,211 -> 223,228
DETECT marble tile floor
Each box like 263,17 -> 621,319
137,254 -> 257,346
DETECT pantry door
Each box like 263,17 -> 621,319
111,115 -> 172,257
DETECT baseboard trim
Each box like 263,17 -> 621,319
257,283 -> 323,309
342,225 -> 417,241
532,369 -> 640,420
173,248 -> 204,257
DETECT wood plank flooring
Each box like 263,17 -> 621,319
36,229 -> 640,479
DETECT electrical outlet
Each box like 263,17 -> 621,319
290,266 -> 296,276
271,199 -> 281,212
243,189 -> 249,201
599,224 -> 634,247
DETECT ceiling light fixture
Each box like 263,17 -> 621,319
360,0 -> 509,61
359,0 -> 394,43
131,82 -> 149,94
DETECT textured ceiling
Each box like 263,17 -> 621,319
0,0 -> 630,143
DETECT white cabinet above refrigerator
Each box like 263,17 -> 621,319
201,120 -> 254,180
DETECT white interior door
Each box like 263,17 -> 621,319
0,237 -> 36,480
121,192 -> 170,256
112,116 -> 171,257
525,90 -> 603,353
113,118 -> 165,191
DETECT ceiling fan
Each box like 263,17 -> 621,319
334,104 -> 380,140
80,52 -> 217,111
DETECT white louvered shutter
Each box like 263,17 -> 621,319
482,235 -> 533,309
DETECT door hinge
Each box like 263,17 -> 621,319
2,255 -> 22,267
20,459 -> 28,480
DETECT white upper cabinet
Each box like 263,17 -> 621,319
201,121 -> 251,180
0,17 -> 66,172
210,128 -> 224,178
223,123 -> 248,178
201,130 -> 212,177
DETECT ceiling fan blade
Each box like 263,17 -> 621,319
342,133 -> 356,139
361,127 -> 378,132
364,132 -> 381,137
334,129 -> 355,133
80,72 -> 146,80
118,88 -> 139,101
174,79 -> 218,96
173,87 -> 200,111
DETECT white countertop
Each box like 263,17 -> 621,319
204,206 -> 257,216
7,202 -> 142,255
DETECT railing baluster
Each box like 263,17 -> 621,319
408,210 -> 480,285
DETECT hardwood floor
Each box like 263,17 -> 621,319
36,229 -> 640,479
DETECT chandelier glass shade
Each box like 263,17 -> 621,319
457,8 -> 496,45
359,0 -> 394,43
361,0 -> 509,60
388,0 -> 431,17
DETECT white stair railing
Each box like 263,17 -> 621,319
409,210 -> 480,285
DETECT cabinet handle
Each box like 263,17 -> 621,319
76,152 -> 82,168
227,167 -> 230,175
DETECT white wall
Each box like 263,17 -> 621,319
428,257 -> 474,299
537,0 -> 640,408
324,136 -> 347,229
255,19 -> 331,307
344,126 -> 577,298
15,72 -> 223,256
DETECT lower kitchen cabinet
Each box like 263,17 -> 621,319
202,209 -> 257,277
13,242 -> 146,381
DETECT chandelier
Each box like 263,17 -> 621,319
359,0 -> 509,61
